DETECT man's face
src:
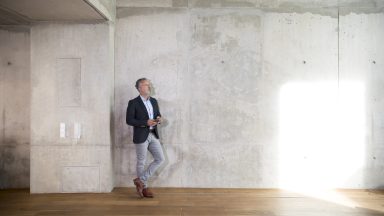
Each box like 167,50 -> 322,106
138,80 -> 151,96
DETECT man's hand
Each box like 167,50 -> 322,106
147,119 -> 157,127
155,116 -> 162,124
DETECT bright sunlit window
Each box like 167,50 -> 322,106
278,81 -> 366,190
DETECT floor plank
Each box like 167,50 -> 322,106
0,188 -> 383,216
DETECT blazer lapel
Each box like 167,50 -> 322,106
150,97 -> 157,116
136,96 -> 149,119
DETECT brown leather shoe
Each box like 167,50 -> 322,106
133,178 -> 144,198
142,188 -> 154,198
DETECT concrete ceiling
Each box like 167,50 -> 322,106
0,0 -> 382,25
0,0 -> 106,25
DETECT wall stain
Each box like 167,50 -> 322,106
117,7 -> 187,19
2,109 -> 5,143
0,139 -> 30,189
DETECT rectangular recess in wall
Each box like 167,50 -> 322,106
56,58 -> 81,107
61,166 -> 100,192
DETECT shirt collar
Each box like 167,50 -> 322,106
140,95 -> 150,102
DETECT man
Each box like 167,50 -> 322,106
126,78 -> 165,198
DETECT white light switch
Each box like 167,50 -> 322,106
60,123 -> 66,138
74,122 -> 81,139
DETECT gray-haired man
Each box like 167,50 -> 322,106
126,78 -> 165,198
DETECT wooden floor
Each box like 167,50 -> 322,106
0,187 -> 384,216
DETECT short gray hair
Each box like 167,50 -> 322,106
135,77 -> 148,90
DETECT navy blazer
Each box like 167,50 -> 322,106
126,95 -> 161,144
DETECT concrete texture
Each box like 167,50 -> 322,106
116,0 -> 384,9
339,10 -> 384,189
30,23 -> 115,193
114,1 -> 384,189
26,0 -> 116,193
0,0 -> 116,193
0,26 -> 30,189
1,0 -> 384,192
114,7 -> 189,187
0,0 -> 105,25
87,0 -> 117,21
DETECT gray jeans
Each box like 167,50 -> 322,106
135,132 -> 165,188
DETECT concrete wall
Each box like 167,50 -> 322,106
0,26 -> 30,189
30,23 -> 115,193
340,9 -> 384,189
1,0 -> 383,191
87,0 -> 117,21
114,1 -> 384,189
0,0 -> 117,193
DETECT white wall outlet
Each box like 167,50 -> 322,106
74,122 -> 81,139
60,123 -> 66,138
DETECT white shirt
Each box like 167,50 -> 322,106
140,95 -> 154,129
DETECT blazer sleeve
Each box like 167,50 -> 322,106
126,100 -> 147,127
